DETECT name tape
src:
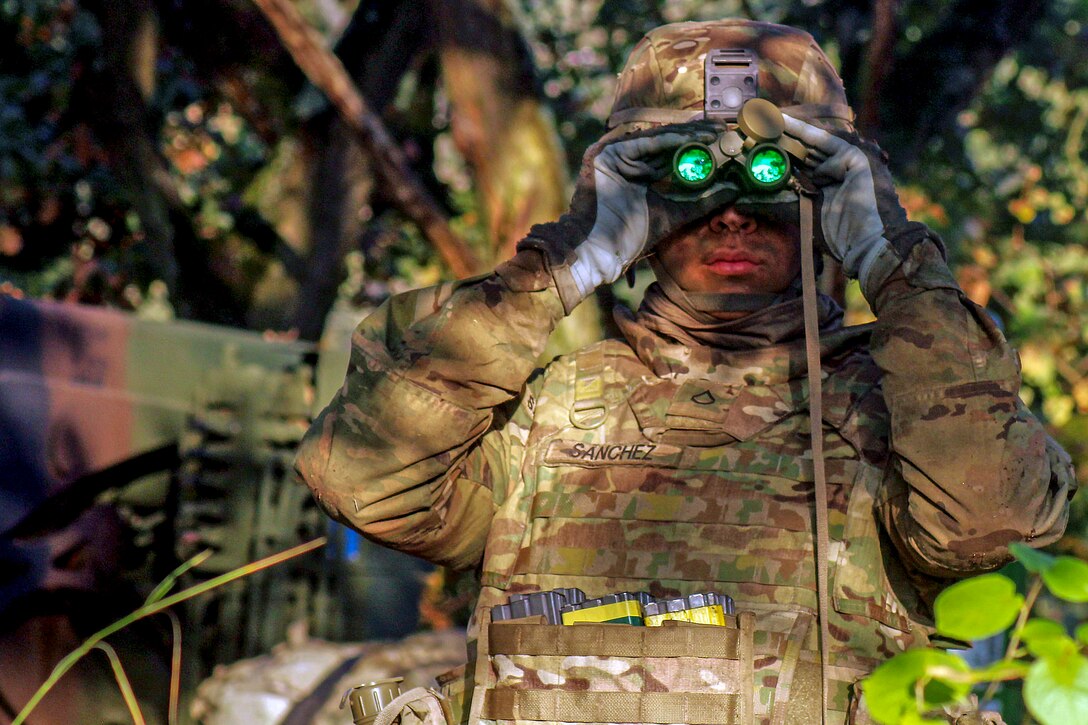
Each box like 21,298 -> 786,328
544,440 -> 683,466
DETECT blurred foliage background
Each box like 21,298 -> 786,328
2,0 -> 1085,538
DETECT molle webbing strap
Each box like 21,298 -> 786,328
799,191 -> 832,724
488,620 -> 743,659
483,689 -> 742,724
468,606 -> 495,725
737,611 -> 755,725
571,345 -> 607,429
770,613 -> 815,725
486,619 -> 751,723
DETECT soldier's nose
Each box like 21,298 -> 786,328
708,206 -> 758,235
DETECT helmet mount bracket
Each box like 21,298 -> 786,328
704,48 -> 759,121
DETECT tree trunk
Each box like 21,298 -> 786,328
856,0 -> 899,137
432,0 -> 601,356
434,0 -> 569,263
85,0 -> 176,291
80,0 -> 248,325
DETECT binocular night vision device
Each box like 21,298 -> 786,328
670,49 -> 807,192
672,97 -> 808,192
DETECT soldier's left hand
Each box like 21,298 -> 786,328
782,115 -> 910,289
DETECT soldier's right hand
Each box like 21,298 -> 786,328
782,114 -> 946,303
521,125 -> 741,310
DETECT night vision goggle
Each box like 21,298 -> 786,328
671,49 -> 807,192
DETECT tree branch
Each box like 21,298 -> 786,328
291,0 -> 432,341
249,0 -> 482,278
857,0 -> 900,136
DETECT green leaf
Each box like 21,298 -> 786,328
1021,619 -> 1077,659
864,649 -> 971,724
934,573 -> 1024,641
1076,623 -> 1088,647
144,549 -> 213,606
1022,619 -> 1065,638
1010,541 -> 1056,573
1041,557 -> 1088,603
1024,653 -> 1088,725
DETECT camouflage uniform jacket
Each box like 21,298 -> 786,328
295,241 -> 1075,723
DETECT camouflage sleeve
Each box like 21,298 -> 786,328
869,239 -> 1077,578
294,250 -> 564,570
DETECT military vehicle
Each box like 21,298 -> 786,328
0,294 -> 436,724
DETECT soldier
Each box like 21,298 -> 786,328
296,20 -> 1076,725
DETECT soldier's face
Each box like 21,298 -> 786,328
655,205 -> 801,319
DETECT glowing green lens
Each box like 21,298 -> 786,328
748,146 -> 788,186
675,146 -> 715,185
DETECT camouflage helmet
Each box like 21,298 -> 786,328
607,20 -> 854,135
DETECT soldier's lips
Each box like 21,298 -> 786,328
704,254 -> 762,275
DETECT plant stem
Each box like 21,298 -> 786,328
164,611 -> 182,725
93,643 -> 146,725
12,537 -> 326,725
982,576 -> 1044,702
928,663 -> 1028,685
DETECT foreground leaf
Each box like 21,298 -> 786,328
934,573 -> 1023,641
1041,557 -> 1088,603
1024,653 -> 1088,725
1076,623 -> 1088,647
1021,619 -> 1076,659
1010,541 -> 1056,573
864,649 -> 971,724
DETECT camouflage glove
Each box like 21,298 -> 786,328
521,125 -> 740,313
783,115 -> 939,301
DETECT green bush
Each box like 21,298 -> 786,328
863,543 -> 1088,724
